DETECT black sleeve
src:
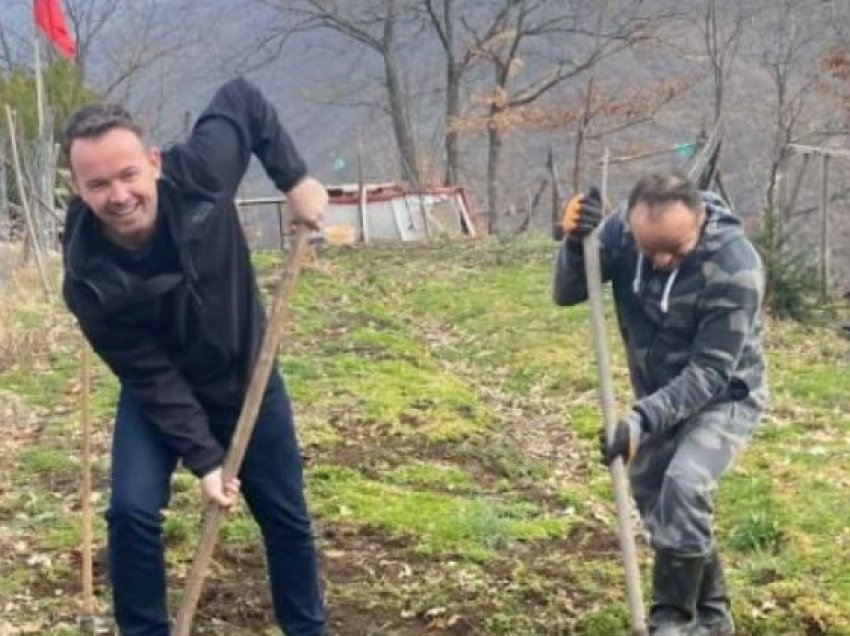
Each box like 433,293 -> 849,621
163,77 -> 308,199
552,206 -> 624,306
66,285 -> 225,477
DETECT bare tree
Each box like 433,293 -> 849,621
735,0 -> 850,301
0,23 -> 16,73
568,77 -> 693,193
690,0 -> 751,194
702,0 -> 747,125
754,0 -> 824,216
0,4 -> 33,73
450,0 -> 659,233
420,0 -> 509,186
249,0 -> 424,185
94,1 -> 200,103
62,0 -> 122,79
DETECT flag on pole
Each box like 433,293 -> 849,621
33,0 -> 76,60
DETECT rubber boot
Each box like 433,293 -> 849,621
649,550 -> 706,636
691,549 -> 735,636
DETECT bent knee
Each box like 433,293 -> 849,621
106,496 -> 164,528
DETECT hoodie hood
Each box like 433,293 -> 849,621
630,190 -> 741,314
696,190 -> 743,255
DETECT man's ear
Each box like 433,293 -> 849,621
68,168 -> 80,196
149,146 -> 162,179
66,144 -> 79,195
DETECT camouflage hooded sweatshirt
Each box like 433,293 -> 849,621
553,192 -> 766,436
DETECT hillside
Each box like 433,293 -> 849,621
1,237 -> 849,635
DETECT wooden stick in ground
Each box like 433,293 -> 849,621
583,149 -> 647,635
79,334 -> 96,634
5,105 -> 51,300
173,225 -> 311,636
819,153 -> 830,304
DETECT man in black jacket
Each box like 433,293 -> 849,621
62,78 -> 327,635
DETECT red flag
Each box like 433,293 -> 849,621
33,0 -> 76,60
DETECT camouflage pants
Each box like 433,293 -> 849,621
628,396 -> 763,556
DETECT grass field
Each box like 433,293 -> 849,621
1,237 -> 848,635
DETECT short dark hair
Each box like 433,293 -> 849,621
62,103 -> 143,158
627,172 -> 701,217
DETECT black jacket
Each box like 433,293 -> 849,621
63,78 -> 307,477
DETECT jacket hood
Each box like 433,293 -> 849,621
696,190 -> 743,256
630,190 -> 741,314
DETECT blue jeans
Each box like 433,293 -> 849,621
107,370 -> 326,635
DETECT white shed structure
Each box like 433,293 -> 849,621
235,182 -> 477,249
322,183 -> 477,243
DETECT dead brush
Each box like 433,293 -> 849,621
0,243 -> 71,374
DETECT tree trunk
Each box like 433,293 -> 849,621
383,3 -> 420,185
572,123 -> 586,194
384,52 -> 420,184
547,147 -> 563,234
444,62 -> 460,185
486,113 -> 503,234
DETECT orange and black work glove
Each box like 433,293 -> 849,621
600,410 -> 646,466
560,186 -> 602,242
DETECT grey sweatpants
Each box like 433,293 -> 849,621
628,395 -> 763,556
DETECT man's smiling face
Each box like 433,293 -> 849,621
70,127 -> 161,250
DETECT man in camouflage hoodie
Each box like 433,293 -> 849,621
553,173 -> 766,636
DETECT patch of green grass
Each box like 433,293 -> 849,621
88,371 -> 120,422
728,510 -> 783,553
279,356 -> 326,397
574,605 -> 629,635
293,415 -> 343,449
386,461 -> 477,492
41,517 -> 80,551
0,564 -> 33,596
562,554 -> 629,597
17,447 -> 78,482
163,514 -> 193,546
171,471 -> 195,494
10,307 -> 44,329
346,325 -> 424,362
286,266 -> 360,338
402,270 -> 591,394
250,251 -> 282,271
284,353 -> 490,443
379,248 -> 629,403
309,465 -> 569,561
768,354 -> 850,410
718,472 -> 784,554
733,578 -> 850,635
555,487 -> 589,516
483,612 -> 544,635
221,512 -> 261,544
0,356 -> 78,408
566,403 -> 600,441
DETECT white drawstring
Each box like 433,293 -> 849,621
633,250 -> 679,314
632,252 -> 644,294
660,268 -> 679,314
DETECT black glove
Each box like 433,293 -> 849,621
562,186 -> 603,242
599,410 -> 645,466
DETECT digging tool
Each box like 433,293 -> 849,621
584,149 -> 647,635
173,225 -> 311,636
78,335 -> 96,635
